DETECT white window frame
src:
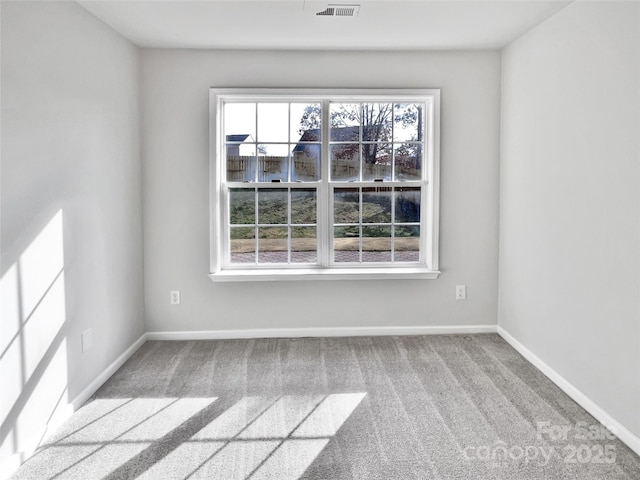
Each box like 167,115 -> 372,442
209,88 -> 441,281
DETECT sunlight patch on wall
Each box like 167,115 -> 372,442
18,210 -> 64,320
22,272 -> 66,379
0,265 -> 23,428
0,210 -> 68,466
14,339 -> 69,454
0,264 -> 20,354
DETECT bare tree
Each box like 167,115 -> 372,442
298,103 -> 422,167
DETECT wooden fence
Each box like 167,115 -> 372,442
227,155 -> 419,181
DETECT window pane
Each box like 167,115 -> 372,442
258,145 -> 289,182
229,189 -> 255,225
224,103 -> 255,139
362,143 -> 392,181
362,187 -> 391,223
395,226 -> 420,262
394,143 -> 422,181
258,227 -> 288,263
258,189 -> 287,224
395,187 -> 421,223
393,103 -> 422,142
291,189 -> 316,224
362,103 -> 393,142
334,188 -> 359,224
230,227 -> 255,264
292,144 -> 320,182
334,226 -> 359,263
291,227 -> 317,263
227,144 -> 256,182
291,103 -> 321,142
330,103 -> 360,141
257,103 -> 288,142
362,226 -> 391,263
331,144 -> 359,181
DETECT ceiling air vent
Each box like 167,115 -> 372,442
304,3 -> 361,17
317,5 -> 360,17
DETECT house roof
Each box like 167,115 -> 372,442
226,134 -> 252,143
293,126 -> 361,152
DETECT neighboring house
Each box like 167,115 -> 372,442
226,134 -> 261,181
225,134 -> 255,156
294,127 -> 359,162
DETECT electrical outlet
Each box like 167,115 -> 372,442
170,290 -> 181,305
456,285 -> 466,300
82,328 -> 93,353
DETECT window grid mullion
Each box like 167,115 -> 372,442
391,103 -> 395,184
391,186 -> 396,263
359,104 -> 363,183
223,184 -> 229,266
320,99 -> 331,267
390,106 -> 396,262
253,103 -> 258,182
287,188 -> 292,264
254,187 -> 259,264
287,103 -> 291,183
359,188 -> 363,263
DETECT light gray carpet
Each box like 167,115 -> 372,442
11,334 -> 640,479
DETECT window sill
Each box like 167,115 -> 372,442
209,267 -> 441,282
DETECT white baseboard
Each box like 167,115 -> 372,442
70,333 -> 147,409
497,326 -> 640,458
145,324 -> 498,341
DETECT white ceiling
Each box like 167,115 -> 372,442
77,0 -> 572,51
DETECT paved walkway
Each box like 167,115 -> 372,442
230,250 -> 419,263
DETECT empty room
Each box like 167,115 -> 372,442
1,0 -> 639,479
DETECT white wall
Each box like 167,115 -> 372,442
500,0 -> 640,440
0,0 -> 144,469
141,49 -> 501,333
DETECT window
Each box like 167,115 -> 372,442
210,89 -> 440,281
